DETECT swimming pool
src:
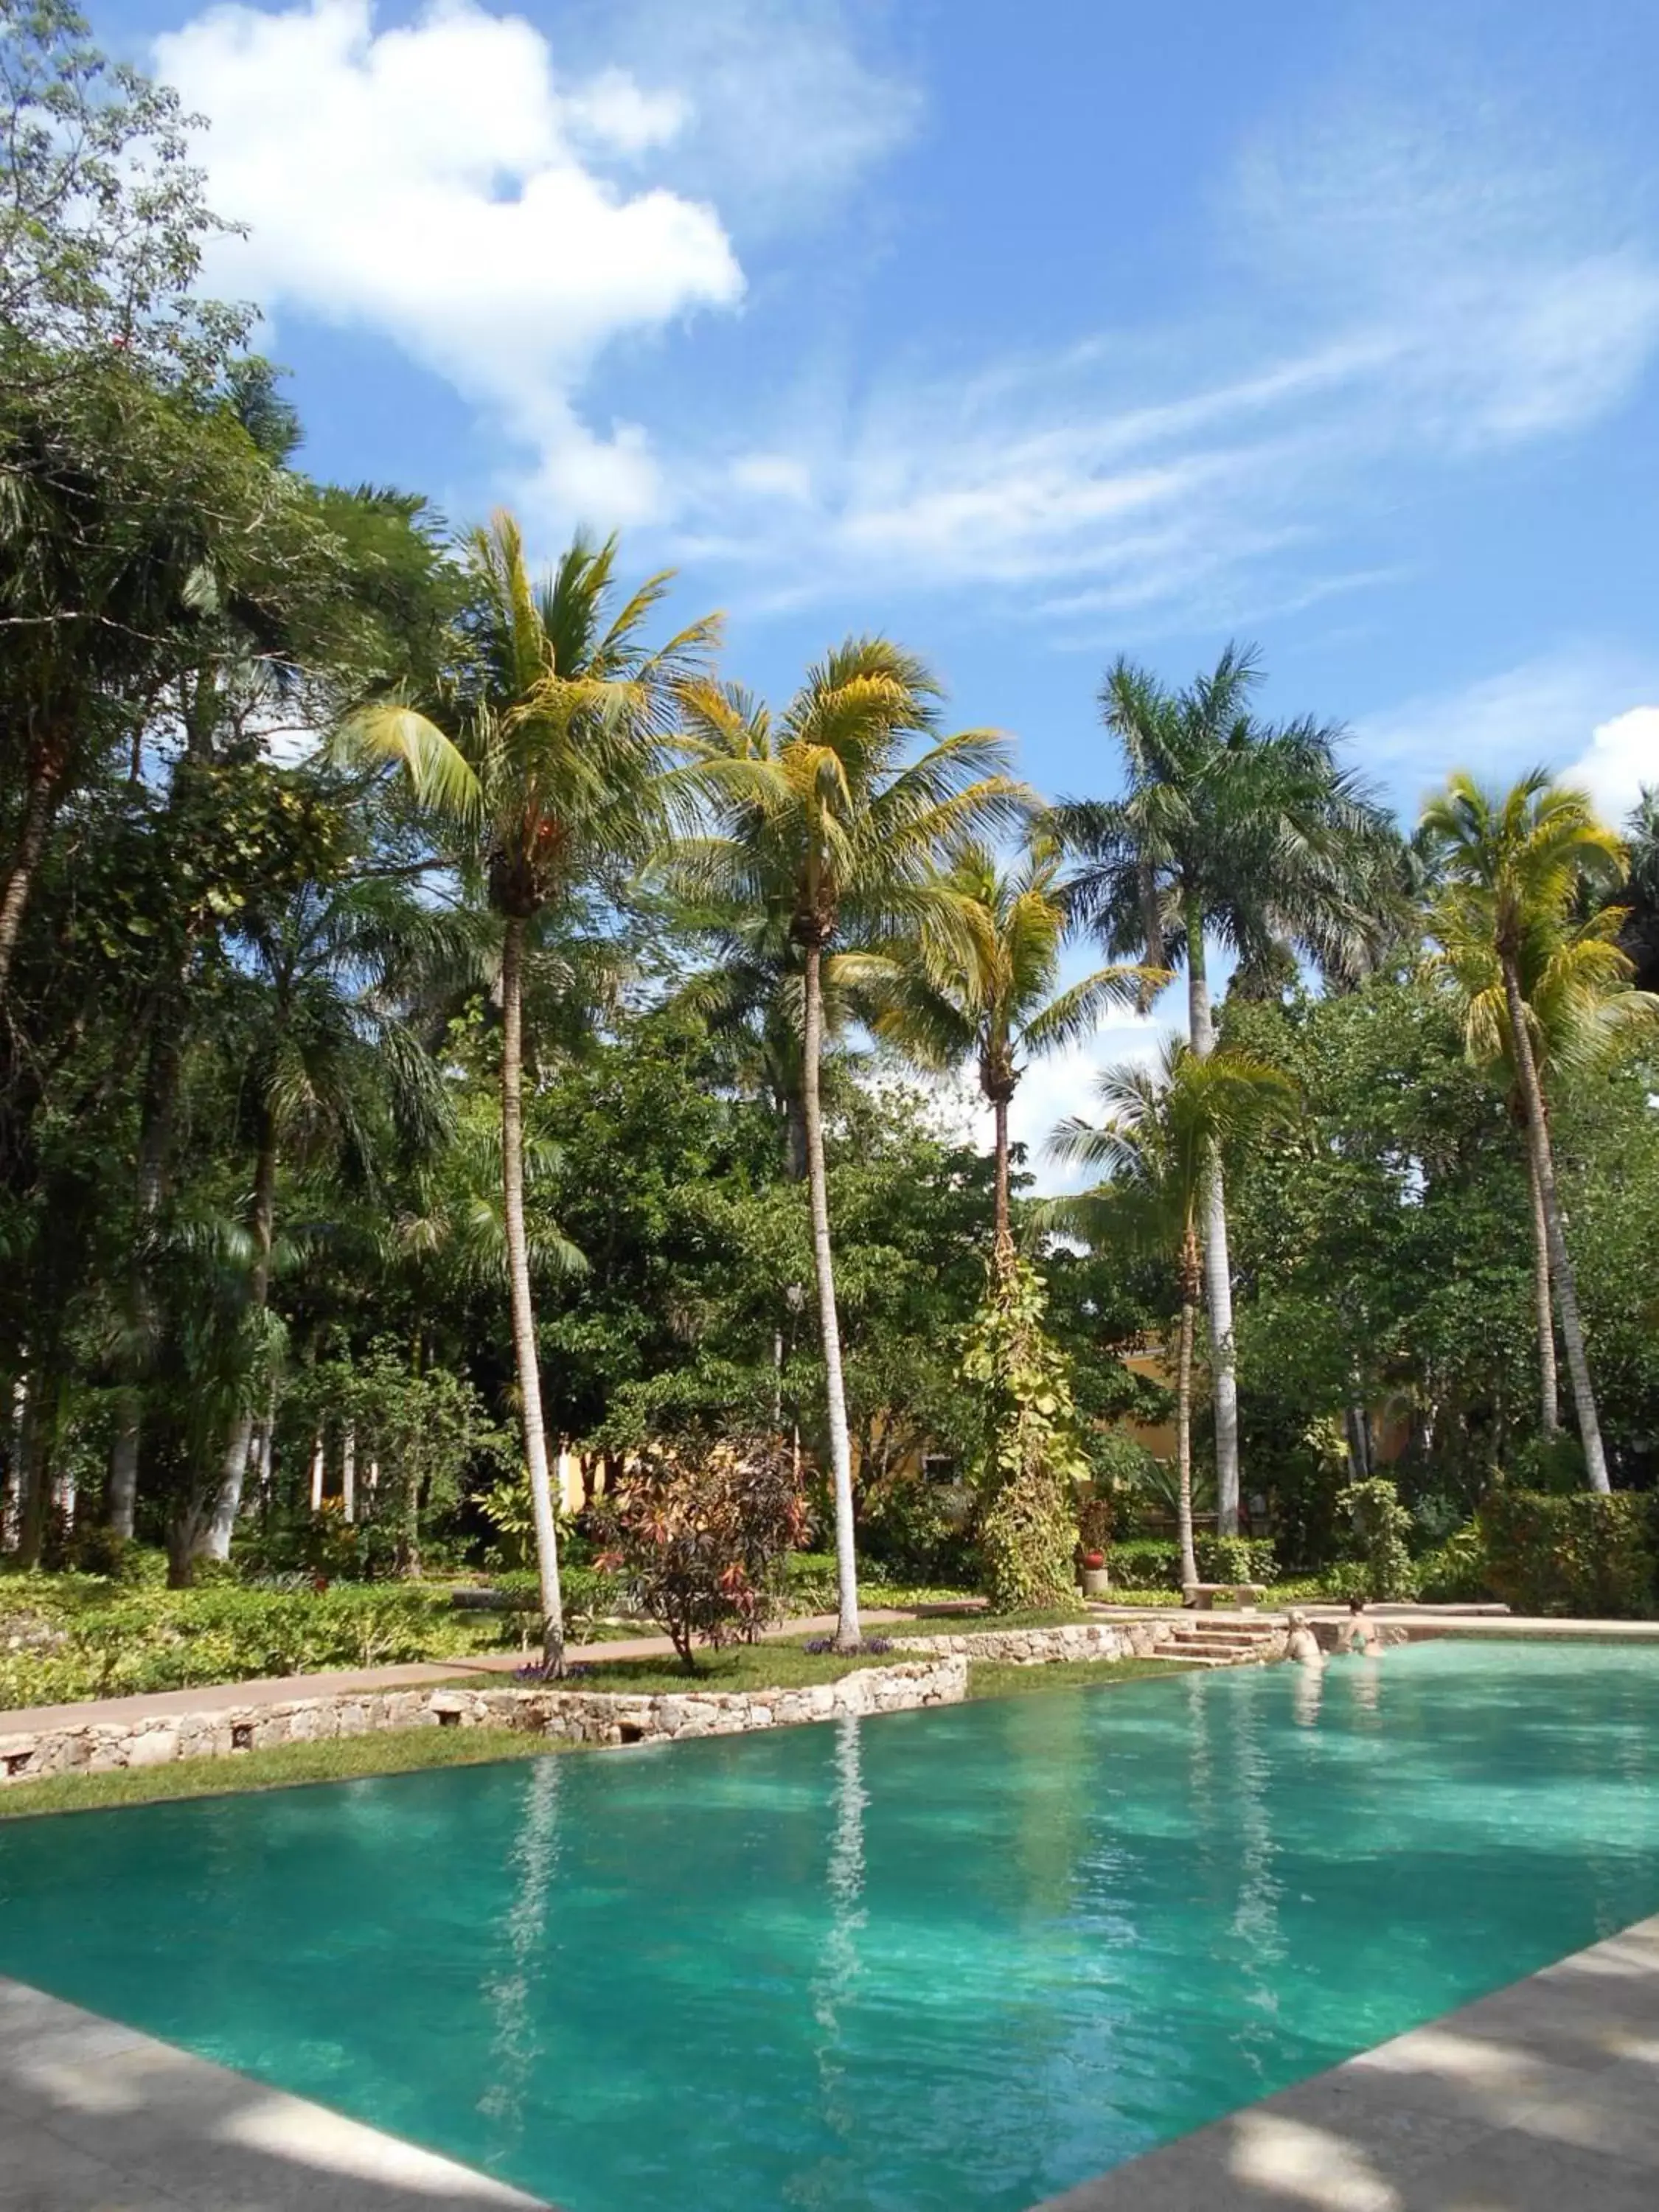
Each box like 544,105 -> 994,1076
3,1640 -> 1658,2211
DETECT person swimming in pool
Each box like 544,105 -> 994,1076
1343,1598 -> 1383,1657
1285,1610 -> 1324,1667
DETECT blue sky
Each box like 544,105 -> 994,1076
97,0 -> 1659,1161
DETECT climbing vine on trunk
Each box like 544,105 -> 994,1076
962,1254 -> 1085,1610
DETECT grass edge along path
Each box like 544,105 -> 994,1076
0,1652 -> 1186,1821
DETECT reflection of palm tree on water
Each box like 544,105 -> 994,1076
481,1757 -> 564,2153
790,1717 -> 869,2210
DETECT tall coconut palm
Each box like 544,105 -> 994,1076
672,647 -> 1027,1649
1049,644 -> 1395,1530
336,512 -> 717,1672
1046,1043 -> 1294,1590
1422,771 -> 1628,1492
866,835 -> 1159,1252
1434,897 -> 1659,1436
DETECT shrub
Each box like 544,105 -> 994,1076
1415,1521 -> 1489,1604
1107,1535 -> 1277,1586
858,1471 -> 977,1584
1334,1479 -> 1419,1601
596,1434 -> 807,1669
1478,1490 -> 1656,1618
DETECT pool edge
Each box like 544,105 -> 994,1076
0,1972 -> 557,2210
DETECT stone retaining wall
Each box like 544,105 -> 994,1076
888,1621 -> 1177,1665
434,1655 -> 967,1747
0,1658 -> 967,1787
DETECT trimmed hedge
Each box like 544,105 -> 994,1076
1107,1535 -> 1277,1587
1478,1491 -> 1658,1619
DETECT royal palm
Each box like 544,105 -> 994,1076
1051,644 -> 1393,1530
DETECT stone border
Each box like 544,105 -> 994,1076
0,1657 -> 967,1786
889,1620 -> 1181,1665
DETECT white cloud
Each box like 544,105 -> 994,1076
156,0 -> 745,521
1354,648 -> 1659,813
1566,706 -> 1659,826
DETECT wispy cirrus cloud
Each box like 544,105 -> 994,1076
661,77 -> 1659,618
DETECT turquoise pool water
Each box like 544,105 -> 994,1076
4,1641 -> 1659,2211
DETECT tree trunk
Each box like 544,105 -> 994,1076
803,941 -> 861,1651
992,1091 -> 1012,1258
1175,1289 -> 1198,1596
1185,902 -> 1242,1532
107,986 -> 190,1535
501,913 -> 566,1674
309,1427 -> 326,1512
1524,1143 -> 1559,1435
341,1423 -> 357,1523
0,754 -> 62,998
201,1124 -> 278,1563
1500,957 -> 1609,1491
14,1376 -> 46,1569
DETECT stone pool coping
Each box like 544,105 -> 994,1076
1029,1910 -> 1659,2212
0,1972 -> 555,2210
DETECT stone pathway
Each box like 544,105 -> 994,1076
0,1975 -> 553,2211
1031,1912 -> 1659,2212
0,1606 -> 949,1737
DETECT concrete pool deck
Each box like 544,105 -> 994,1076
1034,1911 -> 1659,2212
0,1974 -> 554,2211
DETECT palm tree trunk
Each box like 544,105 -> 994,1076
1500,957 -> 1609,1491
0,753 -> 61,998
107,984 -> 189,1535
1175,1287 -> 1198,1596
501,913 -> 566,1674
992,1091 -> 1013,1258
803,941 -> 862,1651
201,1124 -> 279,1563
1185,900 -> 1242,1533
1525,1144 -> 1559,1434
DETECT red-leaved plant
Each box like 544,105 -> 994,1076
597,1434 -> 808,1671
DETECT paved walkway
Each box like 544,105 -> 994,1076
1032,1913 -> 1659,2212
0,1607 -> 959,1736
0,1975 -> 553,2211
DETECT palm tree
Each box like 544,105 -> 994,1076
1047,1043 -> 1293,1590
1435,895 -> 1659,1436
196,873 -> 455,1562
673,646 -> 1026,1649
1618,787 -> 1659,992
866,835 -> 1159,1252
1050,644 -> 1394,1531
337,512 -> 716,1672
1422,771 -> 1630,1492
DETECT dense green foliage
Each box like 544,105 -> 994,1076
2,8 -> 1656,1686
1478,1492 -> 1657,1618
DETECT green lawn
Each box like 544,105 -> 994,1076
0,1725 -> 572,1823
